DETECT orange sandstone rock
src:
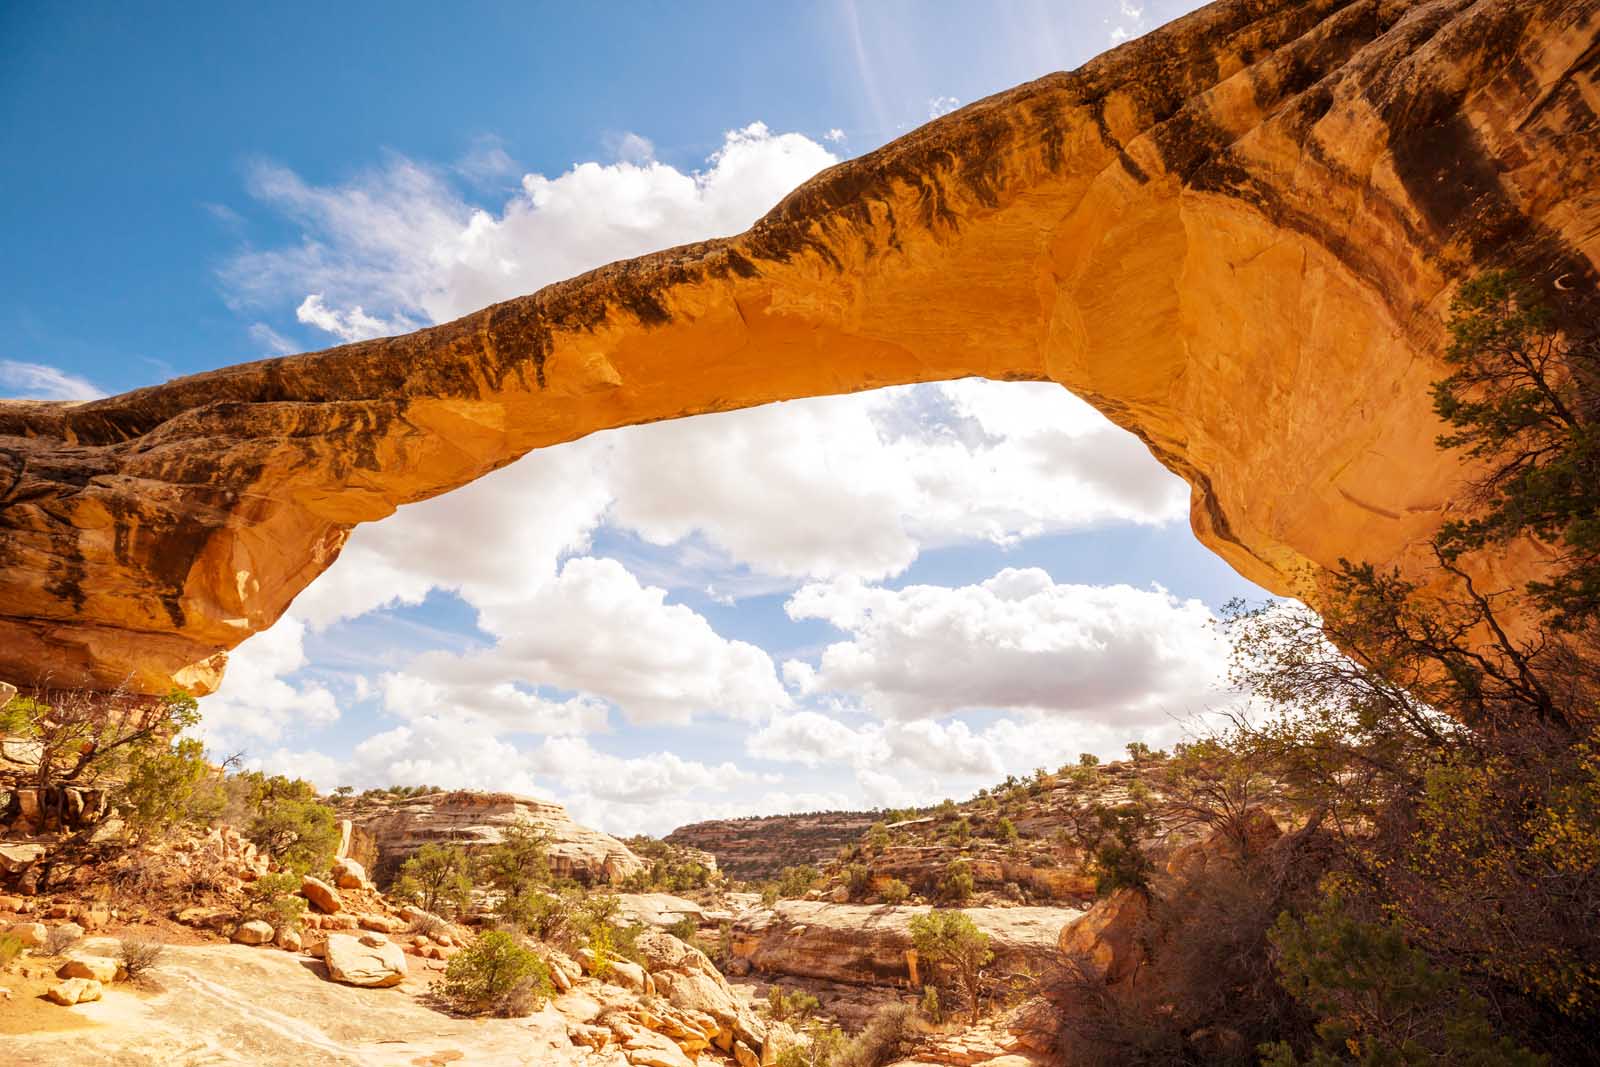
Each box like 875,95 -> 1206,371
0,0 -> 1593,695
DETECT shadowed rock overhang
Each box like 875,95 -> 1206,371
0,0 -> 1596,695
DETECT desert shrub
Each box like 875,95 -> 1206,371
392,843 -> 474,918
909,910 -> 992,1022
476,823 -> 550,897
44,925 -> 82,956
441,929 -> 551,1016
776,1022 -> 847,1067
866,821 -> 891,851
667,916 -> 698,942
408,911 -> 448,939
1074,802 -> 1153,897
879,878 -> 910,905
777,865 -> 819,898
766,984 -> 821,1021
833,1003 -> 917,1067
919,984 -> 942,1023
498,886 -> 582,944
237,773 -> 339,875
117,937 -> 165,979
241,871 -> 307,931
995,817 -> 1019,844
0,932 -> 24,969
760,882 -> 780,908
938,859 -> 974,903
1262,890 -> 1545,1066
117,736 -> 225,842
843,863 -> 872,901
1078,753 -> 1100,767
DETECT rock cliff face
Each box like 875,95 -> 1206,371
0,0 -> 1595,694
732,900 -> 1075,988
339,790 -> 643,886
666,813 -> 881,881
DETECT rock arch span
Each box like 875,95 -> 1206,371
0,0 -> 1596,695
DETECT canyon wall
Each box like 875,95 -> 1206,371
0,0 -> 1595,694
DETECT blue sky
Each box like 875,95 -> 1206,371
2,0 -> 1261,835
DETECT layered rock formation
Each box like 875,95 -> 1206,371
341,790 -> 644,885
731,901 -> 1075,988
0,0 -> 1595,694
666,812 -> 882,881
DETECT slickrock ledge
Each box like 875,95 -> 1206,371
0,0 -> 1595,694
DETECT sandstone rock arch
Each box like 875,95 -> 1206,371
0,0 -> 1596,695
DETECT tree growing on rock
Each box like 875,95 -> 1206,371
392,844 -> 474,918
0,686 -> 200,792
476,823 -> 550,897
236,773 -> 339,875
909,910 -> 992,1023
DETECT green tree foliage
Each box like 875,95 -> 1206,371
844,863 -> 872,901
0,687 -> 200,791
393,844 -> 474,917
237,773 -> 339,874
117,736 -> 224,842
441,929 -> 551,1016
767,985 -> 821,1021
995,817 -> 1020,845
777,864 -> 819,898
1263,890 -> 1545,1066
938,859 -> 974,903
240,871 -> 307,932
1430,271 -> 1600,630
866,821 -> 892,851
879,878 -> 911,905
1078,753 -> 1100,767
909,910 -> 993,1022
476,823 -> 550,897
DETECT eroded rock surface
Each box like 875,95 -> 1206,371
0,0 -> 1595,694
344,790 -> 644,885
732,901 -> 1077,987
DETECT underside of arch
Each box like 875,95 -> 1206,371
0,0 -> 1596,694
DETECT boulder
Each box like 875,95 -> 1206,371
233,920 -> 275,945
301,875 -> 342,914
1057,888 -> 1150,986
57,955 -> 119,982
332,856 -> 370,890
275,927 -> 304,952
7,921 -> 46,947
0,680 -> 14,707
45,977 -> 102,1005
324,932 -> 407,988
0,842 -> 46,873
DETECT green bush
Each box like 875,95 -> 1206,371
938,859 -> 974,903
1263,891 -> 1545,1066
476,823 -> 550,896
392,844 -> 474,917
241,871 -> 307,931
117,736 -> 224,841
778,865 -> 819,898
767,984 -> 821,1021
441,930 -> 551,1016
668,916 -> 698,942
879,878 -> 911,905
239,774 -> 339,875
909,910 -> 992,1023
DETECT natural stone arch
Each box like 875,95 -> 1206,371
0,0 -> 1595,695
